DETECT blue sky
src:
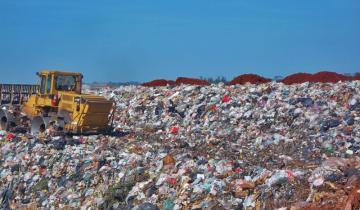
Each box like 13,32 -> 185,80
0,0 -> 359,83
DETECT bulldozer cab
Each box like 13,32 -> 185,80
37,71 -> 83,96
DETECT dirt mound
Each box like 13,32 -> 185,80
175,77 -> 210,86
281,73 -> 313,85
142,79 -> 176,87
282,72 -> 352,84
227,74 -> 270,85
353,73 -> 360,81
142,72 -> 355,87
308,71 -> 352,83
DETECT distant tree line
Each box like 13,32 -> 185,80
107,81 -> 140,87
199,76 -> 228,84
87,81 -> 140,87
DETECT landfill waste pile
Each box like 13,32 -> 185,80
1,80 -> 360,209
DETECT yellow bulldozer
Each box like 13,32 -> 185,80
0,70 -> 115,134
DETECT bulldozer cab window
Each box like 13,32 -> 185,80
40,76 -> 46,95
55,75 -> 76,91
46,75 -> 52,94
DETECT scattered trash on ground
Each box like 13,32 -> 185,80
1,80 -> 360,209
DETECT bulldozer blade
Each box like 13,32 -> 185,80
0,109 -> 16,131
31,116 -> 51,135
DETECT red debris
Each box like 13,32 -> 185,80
227,74 -> 271,85
142,79 -> 176,87
234,168 -> 242,173
287,170 -> 295,178
222,95 -> 231,103
175,77 -> 210,86
225,161 -> 234,166
170,126 -> 179,134
209,105 -> 217,112
22,155 -> 29,161
308,71 -> 352,83
166,177 -> 177,186
39,167 -> 47,175
6,133 -> 14,140
281,73 -> 313,85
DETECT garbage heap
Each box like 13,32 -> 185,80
1,81 -> 360,209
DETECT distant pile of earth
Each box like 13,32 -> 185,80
142,71 -> 359,86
